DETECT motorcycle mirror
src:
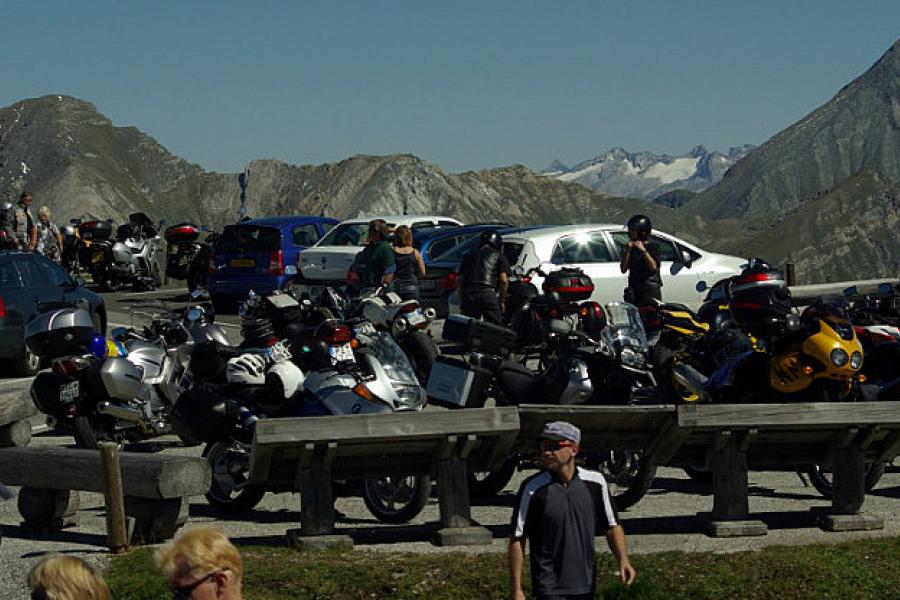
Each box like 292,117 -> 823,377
696,281 -> 708,293
187,307 -> 202,322
110,326 -> 129,342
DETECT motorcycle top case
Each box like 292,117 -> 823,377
164,222 -> 201,244
729,267 -> 792,335
542,268 -> 594,302
78,219 -> 113,242
25,308 -> 98,359
442,314 -> 519,356
426,355 -> 491,409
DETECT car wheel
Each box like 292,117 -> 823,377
11,346 -> 41,377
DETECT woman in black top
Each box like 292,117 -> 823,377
392,225 -> 426,301
620,214 -> 662,306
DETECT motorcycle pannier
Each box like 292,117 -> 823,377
164,223 -> 201,244
542,268 -> 594,302
729,267 -> 792,336
25,308 -> 98,359
78,219 -> 113,242
442,315 -> 519,356
426,355 -> 491,409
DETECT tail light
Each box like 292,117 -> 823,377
521,276 -> 532,284
346,269 -> 359,286
738,273 -> 773,284
732,301 -> 763,310
208,249 -> 217,274
400,302 -> 420,313
268,250 -> 284,275
437,272 -> 458,290
0,296 -> 5,318
51,356 -> 93,376
318,323 -> 354,345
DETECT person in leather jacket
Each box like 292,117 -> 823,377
457,230 -> 509,324
620,214 -> 661,306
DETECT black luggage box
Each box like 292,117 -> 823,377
543,268 -> 594,302
78,219 -> 113,242
442,315 -> 519,356
164,222 -> 201,244
729,268 -> 792,336
24,308 -> 98,359
426,355 -> 492,409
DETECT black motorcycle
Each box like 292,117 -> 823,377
164,223 -> 218,293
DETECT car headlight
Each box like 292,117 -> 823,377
620,347 -> 645,368
830,348 -> 849,367
850,351 -> 862,370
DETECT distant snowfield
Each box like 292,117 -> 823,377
643,156 -> 699,184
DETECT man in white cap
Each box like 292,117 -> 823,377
508,421 -> 635,599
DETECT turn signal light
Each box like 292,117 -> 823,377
802,366 -> 814,375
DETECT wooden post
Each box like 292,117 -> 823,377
704,430 -> 767,537
100,442 -> 130,553
0,420 -> 32,447
437,453 -> 472,529
785,263 -> 796,286
298,443 -> 336,536
831,443 -> 865,515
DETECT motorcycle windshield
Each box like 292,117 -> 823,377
368,331 -> 426,410
602,302 -> 649,349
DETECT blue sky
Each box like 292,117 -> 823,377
3,2 -> 898,173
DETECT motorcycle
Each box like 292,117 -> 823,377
60,219 -> 86,278
164,223 -> 219,293
88,212 -> 164,291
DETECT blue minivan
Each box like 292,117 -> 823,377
208,216 -> 338,309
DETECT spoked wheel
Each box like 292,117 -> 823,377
588,449 -> 657,510
400,331 -> 440,385
805,463 -> 886,499
203,441 -> 266,513
362,474 -> 431,524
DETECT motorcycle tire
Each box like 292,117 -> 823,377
468,458 -> 517,499
805,463 -> 886,499
400,330 -> 440,385
588,449 -> 657,511
362,474 -> 431,524
73,415 -> 101,449
202,441 -> 266,513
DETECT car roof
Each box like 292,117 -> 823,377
240,216 -> 339,228
335,215 -> 463,225
417,222 -> 512,243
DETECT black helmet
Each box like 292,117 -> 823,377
626,214 -> 652,237
480,230 -> 502,250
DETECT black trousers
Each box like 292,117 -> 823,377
624,285 -> 661,307
460,289 -> 502,325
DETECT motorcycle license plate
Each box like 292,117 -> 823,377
406,308 -> 426,326
230,258 -> 255,268
418,280 -> 436,291
328,343 -> 355,364
91,251 -> 104,264
59,380 -> 80,404
179,255 -> 191,265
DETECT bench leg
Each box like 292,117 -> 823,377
704,432 -> 767,537
287,461 -> 352,550
18,487 -> 79,532
125,496 -> 188,543
820,444 -> 884,532
434,455 -> 492,546
0,419 -> 32,447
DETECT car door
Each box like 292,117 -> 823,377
548,231 -> 621,305
610,231 -> 701,306
0,258 -> 29,332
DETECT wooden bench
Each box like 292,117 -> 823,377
250,407 -> 520,548
0,447 -> 210,542
0,390 -> 38,447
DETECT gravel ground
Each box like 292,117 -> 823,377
3,428 -> 900,599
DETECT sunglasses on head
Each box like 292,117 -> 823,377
170,569 -> 225,599
539,439 -> 577,451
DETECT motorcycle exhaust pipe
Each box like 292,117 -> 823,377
96,401 -> 146,423
423,307 -> 437,321
671,363 -> 710,402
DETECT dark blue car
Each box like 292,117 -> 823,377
208,216 -> 338,309
416,222 -> 512,267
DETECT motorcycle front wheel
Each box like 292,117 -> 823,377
588,449 -> 657,510
805,463 -> 886,499
361,474 -> 431,524
203,441 -> 266,513
400,330 -> 439,385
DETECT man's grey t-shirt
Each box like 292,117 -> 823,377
511,467 -> 619,597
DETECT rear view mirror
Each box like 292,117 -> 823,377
680,250 -> 693,268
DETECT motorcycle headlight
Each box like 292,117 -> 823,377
620,347 -> 645,369
850,351 -> 863,370
830,348 -> 849,367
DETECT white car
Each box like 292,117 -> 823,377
297,215 -> 463,284
451,224 -> 746,311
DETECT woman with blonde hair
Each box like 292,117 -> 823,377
391,225 -> 426,301
156,526 -> 244,599
27,555 -> 110,600
36,205 -> 63,263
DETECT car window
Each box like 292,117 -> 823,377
677,243 -> 701,263
291,224 -> 321,247
551,233 -> 613,264
36,257 -> 71,287
503,242 -> 524,266
321,222 -> 336,234
611,231 -> 678,261
437,220 -> 461,228
14,257 -> 51,288
411,221 -> 435,231
318,223 -> 370,247
217,225 -> 281,252
433,237 -> 479,263
0,260 -> 21,289
427,237 -> 459,261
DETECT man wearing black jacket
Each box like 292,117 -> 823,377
620,214 -> 661,307
457,230 -> 509,325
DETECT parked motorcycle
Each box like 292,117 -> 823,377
164,223 -> 219,293
87,212 -> 164,291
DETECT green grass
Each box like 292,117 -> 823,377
106,536 -> 900,599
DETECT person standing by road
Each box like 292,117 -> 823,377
156,526 -> 245,600
12,191 -> 37,251
36,205 -> 64,263
457,230 -> 509,325
392,224 -> 426,301
350,219 -> 395,291
509,421 -> 636,600
619,214 -> 661,306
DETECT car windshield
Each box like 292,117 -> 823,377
431,236 -> 524,265
217,225 -> 281,252
318,222 -> 395,247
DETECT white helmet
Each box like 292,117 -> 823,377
226,353 -> 267,386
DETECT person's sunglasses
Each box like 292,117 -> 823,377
170,569 -> 223,599
539,439 -> 577,451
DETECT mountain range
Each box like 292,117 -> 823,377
542,145 -> 754,200
1,39 -> 899,284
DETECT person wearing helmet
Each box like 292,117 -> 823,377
620,215 -> 661,306
457,229 -> 510,325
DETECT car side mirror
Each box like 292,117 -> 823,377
680,250 -> 693,268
